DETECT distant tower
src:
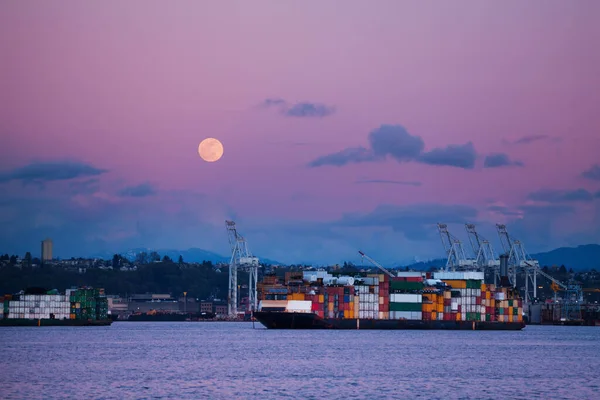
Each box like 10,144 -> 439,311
41,238 -> 53,262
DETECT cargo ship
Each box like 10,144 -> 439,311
1,287 -> 112,327
255,270 -> 525,331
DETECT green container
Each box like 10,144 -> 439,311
498,308 -> 504,315
486,313 -> 491,321
389,302 -> 422,312
513,308 -> 519,315
390,281 -> 423,291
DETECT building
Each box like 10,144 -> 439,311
214,304 -> 228,315
200,301 -> 213,314
41,238 -> 53,262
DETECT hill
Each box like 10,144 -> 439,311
531,244 -> 600,271
400,244 -> 600,271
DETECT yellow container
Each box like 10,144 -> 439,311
379,274 -> 385,283
318,295 -> 324,303
431,311 -> 437,320
76,303 -> 80,309
437,304 -> 444,313
349,310 -> 354,319
443,280 -> 467,289
455,313 -> 461,321
481,283 -> 487,291
328,303 -> 334,311
508,313 -> 514,322
486,291 -> 491,300
490,299 -> 495,308
508,306 -> 513,316
70,313 -> 75,320
443,290 -> 451,299
344,310 -> 349,318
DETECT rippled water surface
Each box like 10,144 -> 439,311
0,322 -> 598,399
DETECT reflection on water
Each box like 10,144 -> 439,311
1,322 -> 598,399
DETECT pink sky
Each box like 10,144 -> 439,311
1,1 -> 599,264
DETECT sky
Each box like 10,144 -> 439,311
1,1 -> 599,265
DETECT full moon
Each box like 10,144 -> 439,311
198,138 -> 224,162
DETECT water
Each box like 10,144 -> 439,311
0,322 -> 598,399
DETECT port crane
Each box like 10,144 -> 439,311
437,223 -> 477,271
465,223 -> 501,284
496,224 -> 540,305
225,220 -> 259,317
358,251 -> 395,278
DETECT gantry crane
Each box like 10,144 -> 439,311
465,223 -> 501,284
225,220 -> 259,317
438,223 -> 477,271
496,224 -> 540,305
358,251 -> 395,278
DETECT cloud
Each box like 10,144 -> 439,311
0,161 -> 107,184
504,135 -> 561,145
528,188 -> 595,203
118,182 -> 157,197
418,142 -> 477,169
483,153 -> 524,168
308,124 -> 476,169
307,146 -> 376,167
355,179 -> 422,187
368,125 -> 425,161
285,102 -> 335,118
262,98 -> 286,107
582,164 -> 600,181
261,98 -> 335,118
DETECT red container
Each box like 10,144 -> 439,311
458,305 -> 462,313
311,302 -> 319,311
444,299 -> 451,306
475,297 -> 481,305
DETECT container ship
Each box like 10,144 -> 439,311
254,270 -> 525,330
0,287 -> 112,327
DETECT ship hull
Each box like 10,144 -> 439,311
254,311 -> 525,331
0,318 -> 112,327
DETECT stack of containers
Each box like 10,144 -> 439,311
68,287 -> 108,321
310,293 -> 325,318
356,276 -> 379,319
494,288 -> 523,323
421,291 -> 443,321
371,274 -> 389,320
5,293 -> 71,320
389,272 -> 423,320
481,284 -> 496,322
322,286 -> 355,319
442,290 -> 453,321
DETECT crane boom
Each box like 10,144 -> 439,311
358,251 -> 395,278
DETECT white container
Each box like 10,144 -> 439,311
389,294 -> 422,303
495,292 -> 506,301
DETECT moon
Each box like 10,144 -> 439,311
198,138 -> 224,162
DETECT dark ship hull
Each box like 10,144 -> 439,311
254,311 -> 525,330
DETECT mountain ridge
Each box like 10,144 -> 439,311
400,244 -> 600,271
